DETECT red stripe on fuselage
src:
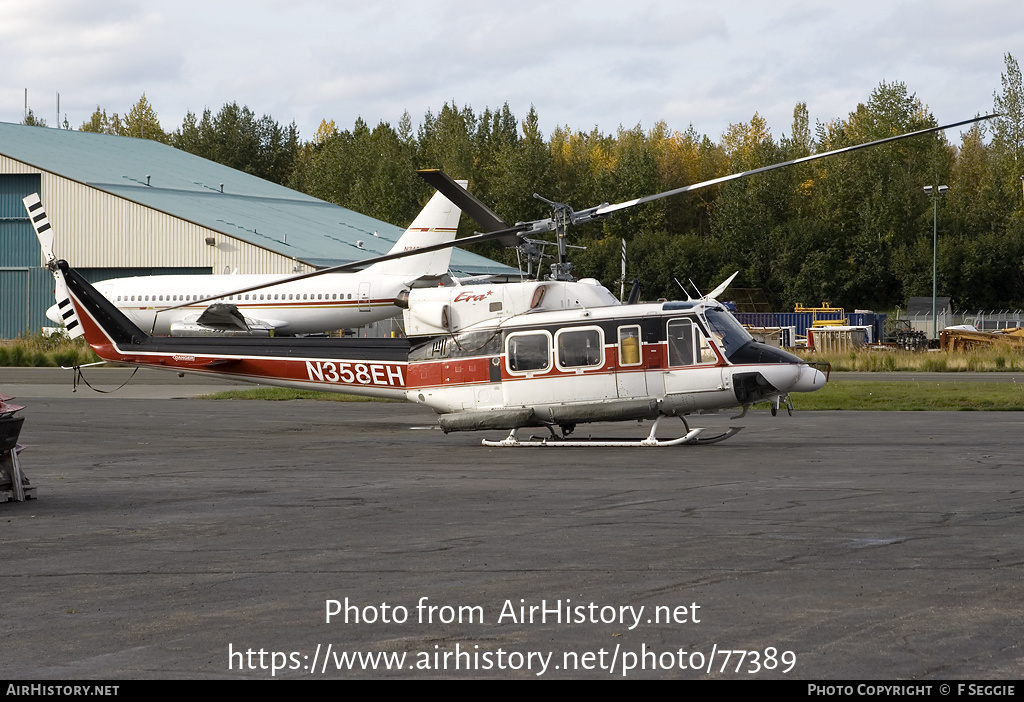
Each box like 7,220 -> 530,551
406,340 -> 733,390
71,291 -> 407,391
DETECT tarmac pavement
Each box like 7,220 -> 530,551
0,369 -> 1021,679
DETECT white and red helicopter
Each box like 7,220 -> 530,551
26,115 -> 992,446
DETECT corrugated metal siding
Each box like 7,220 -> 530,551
0,173 -> 41,216
0,159 -> 302,335
41,175 -> 299,273
0,173 -> 49,337
0,269 -> 29,337
0,124 -> 516,275
0,220 -> 39,267
0,173 -> 43,268
0,268 -> 50,337
27,267 -> 52,333
1,155 -> 305,273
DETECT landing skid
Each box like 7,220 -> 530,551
481,416 -> 743,448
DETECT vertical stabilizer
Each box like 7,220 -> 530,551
369,182 -> 466,278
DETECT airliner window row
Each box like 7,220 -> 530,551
115,293 -> 359,302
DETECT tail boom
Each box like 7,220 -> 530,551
57,261 -> 410,399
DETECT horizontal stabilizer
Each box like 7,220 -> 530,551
195,303 -> 250,331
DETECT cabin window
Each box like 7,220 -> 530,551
618,325 -> 642,366
506,331 -> 551,374
667,319 -> 695,367
556,327 -> 604,370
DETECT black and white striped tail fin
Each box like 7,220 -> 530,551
51,270 -> 84,339
22,193 -> 84,338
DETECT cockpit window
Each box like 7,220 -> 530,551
703,307 -> 753,357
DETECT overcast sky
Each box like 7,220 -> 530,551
1,0 -> 1021,144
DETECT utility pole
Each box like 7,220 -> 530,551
923,185 -> 948,339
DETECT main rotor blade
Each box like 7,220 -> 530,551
418,169 -> 510,232
590,114 -> 998,219
157,225 -> 528,314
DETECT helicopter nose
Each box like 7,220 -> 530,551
791,365 -> 827,393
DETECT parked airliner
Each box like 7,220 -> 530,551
46,186 -> 468,336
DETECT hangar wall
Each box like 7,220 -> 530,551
1,173 -> 54,336
0,154 -> 304,274
0,158 -> 311,337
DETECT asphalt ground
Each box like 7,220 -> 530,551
1,369 -> 1021,679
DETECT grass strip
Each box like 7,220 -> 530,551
201,387 -> 398,402
202,381 -> 1024,411
789,380 -> 1024,411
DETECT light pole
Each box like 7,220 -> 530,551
923,185 -> 948,339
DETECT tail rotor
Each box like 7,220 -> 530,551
22,194 -> 84,339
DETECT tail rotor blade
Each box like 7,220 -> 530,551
23,193 -> 55,264
22,194 -> 84,338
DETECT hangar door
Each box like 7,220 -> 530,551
0,174 -> 50,338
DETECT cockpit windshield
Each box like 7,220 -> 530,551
703,306 -> 753,357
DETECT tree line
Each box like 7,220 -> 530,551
25,54 -> 1024,311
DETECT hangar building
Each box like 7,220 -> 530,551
0,121 -> 515,337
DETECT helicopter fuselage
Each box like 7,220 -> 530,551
405,296 -> 825,433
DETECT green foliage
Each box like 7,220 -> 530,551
86,70 -> 1024,310
171,102 -> 299,185
22,109 -> 47,127
52,350 -> 81,367
80,106 -> 120,134
992,53 -> 1024,207
8,347 -> 28,367
0,334 -> 99,367
79,95 -> 167,142
123,94 -> 167,142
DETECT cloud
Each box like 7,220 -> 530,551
1,0 -> 1021,143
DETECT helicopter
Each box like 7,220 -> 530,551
25,114 -> 994,446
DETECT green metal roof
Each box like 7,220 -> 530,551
0,121 -> 517,275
